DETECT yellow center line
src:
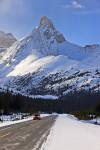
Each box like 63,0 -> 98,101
0,132 -> 10,139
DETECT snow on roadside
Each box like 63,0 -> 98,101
40,114 -> 51,118
40,114 -> 100,150
0,114 -> 50,128
0,116 -> 33,128
83,118 -> 100,125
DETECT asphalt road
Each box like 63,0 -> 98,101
0,116 -> 57,150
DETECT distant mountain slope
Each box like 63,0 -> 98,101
0,31 -> 17,49
0,31 -> 17,60
0,16 -> 100,99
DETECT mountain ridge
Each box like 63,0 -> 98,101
0,31 -> 17,49
0,16 -> 100,99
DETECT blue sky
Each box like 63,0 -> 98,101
0,0 -> 100,46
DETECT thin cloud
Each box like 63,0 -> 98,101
63,1 -> 85,9
79,9 -> 100,15
63,0 -> 100,15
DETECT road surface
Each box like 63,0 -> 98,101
0,116 -> 57,150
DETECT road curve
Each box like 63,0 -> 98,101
0,115 -> 57,150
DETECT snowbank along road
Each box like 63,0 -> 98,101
40,114 -> 100,150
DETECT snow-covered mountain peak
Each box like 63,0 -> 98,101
1,16 -> 100,66
36,16 -> 66,44
0,16 -> 67,64
0,17 -> 100,98
39,16 -> 55,29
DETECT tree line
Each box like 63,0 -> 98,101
0,90 -> 100,115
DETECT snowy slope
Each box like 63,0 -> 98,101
40,114 -> 100,150
0,16 -> 100,98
